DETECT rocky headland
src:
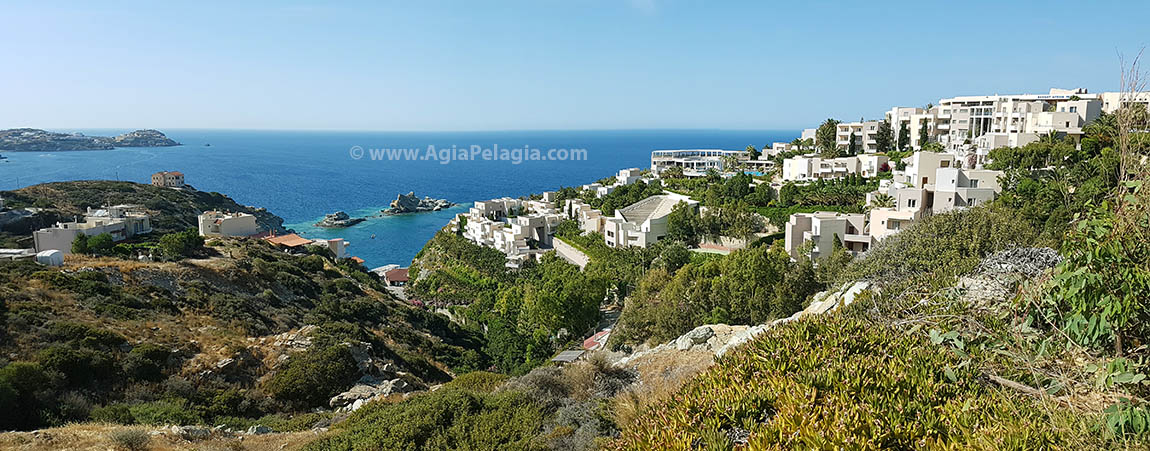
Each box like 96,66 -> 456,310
383,192 -> 454,214
0,128 -> 180,151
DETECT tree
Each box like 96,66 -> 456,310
876,120 -> 894,153
666,201 -> 700,245
868,193 -> 895,210
918,118 -> 931,149
71,234 -> 89,255
745,145 -> 761,160
159,229 -> 205,260
897,121 -> 910,151
661,166 -> 684,179
847,131 -> 859,156
816,118 -> 841,157
88,233 -> 115,255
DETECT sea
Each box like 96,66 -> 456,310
0,129 -> 797,267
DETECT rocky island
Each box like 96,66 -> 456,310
315,210 -> 366,228
383,192 -> 454,214
0,128 -> 180,151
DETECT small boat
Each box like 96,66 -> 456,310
0,154 -> 7,160
204,143 -> 212,147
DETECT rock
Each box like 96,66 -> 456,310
215,358 -> 236,371
315,211 -> 365,228
246,425 -> 274,435
171,425 -> 212,441
676,326 -> 715,350
329,377 -> 414,410
383,192 -> 454,214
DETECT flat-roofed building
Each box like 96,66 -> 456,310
198,211 -> 261,237
33,205 -> 152,254
784,211 -> 870,260
151,171 -> 185,188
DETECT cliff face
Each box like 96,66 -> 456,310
0,128 -> 179,151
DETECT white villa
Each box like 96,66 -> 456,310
781,154 -> 889,181
462,196 -> 565,267
33,205 -> 153,254
603,193 -> 698,248
785,151 -> 1005,259
784,212 -> 869,260
198,211 -> 261,237
579,168 -> 646,198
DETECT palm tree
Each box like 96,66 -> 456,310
868,193 -> 895,211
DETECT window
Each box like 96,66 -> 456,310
941,161 -> 950,168
907,199 -> 917,208
969,179 -> 979,188
1070,106 -> 1077,113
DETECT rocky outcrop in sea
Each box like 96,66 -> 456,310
0,128 -> 180,151
383,192 -> 454,214
315,211 -> 365,228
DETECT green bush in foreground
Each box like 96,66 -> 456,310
610,314 -> 1097,450
306,386 -> 548,451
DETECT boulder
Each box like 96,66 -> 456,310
676,326 -> 715,350
245,425 -> 273,435
329,377 -> 414,410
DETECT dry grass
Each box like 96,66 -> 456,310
611,346 -> 717,430
0,423 -> 322,451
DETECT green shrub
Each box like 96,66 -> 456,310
92,403 -> 136,424
306,388 -> 547,451
0,362 -> 50,430
445,371 -> 508,393
265,345 -> 359,408
37,345 -> 116,387
129,399 -> 204,425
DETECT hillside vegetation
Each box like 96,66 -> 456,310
0,237 -> 486,432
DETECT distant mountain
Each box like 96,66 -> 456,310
0,128 -> 180,151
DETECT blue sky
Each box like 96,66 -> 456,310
1,1 -> 1147,131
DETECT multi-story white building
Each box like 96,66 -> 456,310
781,154 -> 889,181
33,205 -> 153,254
462,196 -> 565,267
198,211 -> 260,237
835,120 -> 882,153
603,193 -> 698,248
564,199 -> 605,235
784,212 -> 870,260
650,149 -> 748,176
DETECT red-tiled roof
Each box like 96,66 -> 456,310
384,268 -> 409,282
583,330 -> 610,350
350,256 -> 365,264
264,233 -> 314,247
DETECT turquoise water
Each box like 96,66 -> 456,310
0,129 -> 796,266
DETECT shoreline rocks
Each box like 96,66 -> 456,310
315,211 -> 365,228
383,192 -> 454,214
